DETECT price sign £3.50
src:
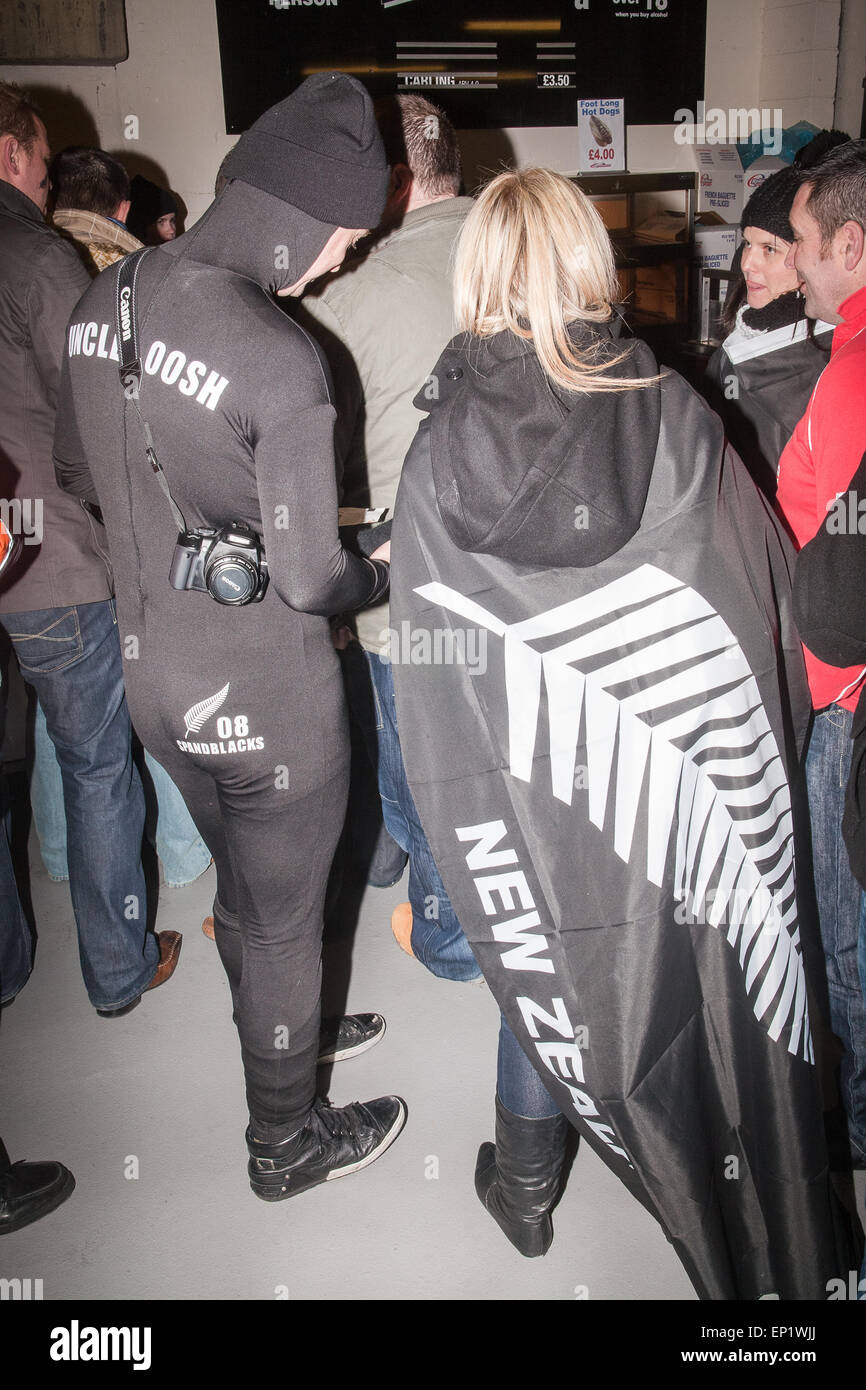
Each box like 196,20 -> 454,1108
578,99 -> 626,173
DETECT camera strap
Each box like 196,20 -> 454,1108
115,247 -> 188,535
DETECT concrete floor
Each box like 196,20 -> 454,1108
0,837 -> 703,1303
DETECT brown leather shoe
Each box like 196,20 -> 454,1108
202,916 -> 215,941
144,930 -> 182,992
96,931 -> 182,1016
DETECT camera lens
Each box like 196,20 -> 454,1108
207,555 -> 257,605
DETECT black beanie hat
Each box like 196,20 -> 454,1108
127,174 -> 178,240
220,72 -> 388,228
740,164 -> 799,242
740,130 -> 852,241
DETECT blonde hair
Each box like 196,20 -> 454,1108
454,168 -> 656,394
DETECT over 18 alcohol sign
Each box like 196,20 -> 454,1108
215,0 -> 706,133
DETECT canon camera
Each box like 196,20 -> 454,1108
169,523 -> 268,605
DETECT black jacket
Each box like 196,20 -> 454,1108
794,448 -> 866,889
703,311 -> 832,499
0,178 -> 110,611
425,324 -> 660,568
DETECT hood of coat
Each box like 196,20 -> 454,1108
414,322 -> 663,568
159,179 -> 337,295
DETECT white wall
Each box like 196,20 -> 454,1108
0,0 -> 850,224
760,0 -> 842,128
1,0 -> 229,226
835,0 -> 866,135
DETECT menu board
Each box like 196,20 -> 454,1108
215,0 -> 706,132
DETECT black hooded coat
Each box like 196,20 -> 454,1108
390,322 -> 859,1299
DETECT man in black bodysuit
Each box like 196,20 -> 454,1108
53,74 -> 406,1199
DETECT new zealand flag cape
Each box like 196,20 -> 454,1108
389,332 -> 859,1300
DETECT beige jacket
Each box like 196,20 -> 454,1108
53,207 -> 142,276
301,196 -> 473,653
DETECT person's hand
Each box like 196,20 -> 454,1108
329,614 -> 355,650
371,540 -> 391,564
331,624 -> 354,651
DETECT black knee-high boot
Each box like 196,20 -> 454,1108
474,1095 -> 569,1257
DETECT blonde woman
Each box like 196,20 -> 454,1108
388,169 -> 857,1296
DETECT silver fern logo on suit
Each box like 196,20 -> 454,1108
176,683 -> 264,754
416,563 -> 811,1061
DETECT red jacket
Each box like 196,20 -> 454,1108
777,284 -> 866,711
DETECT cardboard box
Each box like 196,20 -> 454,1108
616,267 -> 636,309
693,214 -> 739,271
699,270 -> 731,344
695,144 -> 744,222
741,155 -> 786,209
634,264 -> 679,320
590,195 -> 629,231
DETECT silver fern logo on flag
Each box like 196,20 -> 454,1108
415,564 -> 811,1061
183,682 -> 230,739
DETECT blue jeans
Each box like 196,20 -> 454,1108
30,700 -> 68,879
0,789 -> 31,1004
2,601 -> 158,1010
365,650 -> 480,981
31,701 -> 211,887
335,640 -> 407,889
497,1014 -> 562,1119
805,705 -> 866,1163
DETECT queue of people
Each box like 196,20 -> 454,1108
1,69 -> 866,1298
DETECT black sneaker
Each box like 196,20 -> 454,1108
247,1095 -> 406,1202
318,1012 -> 385,1064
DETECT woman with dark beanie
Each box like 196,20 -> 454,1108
126,173 -> 178,244
702,132 -> 849,498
